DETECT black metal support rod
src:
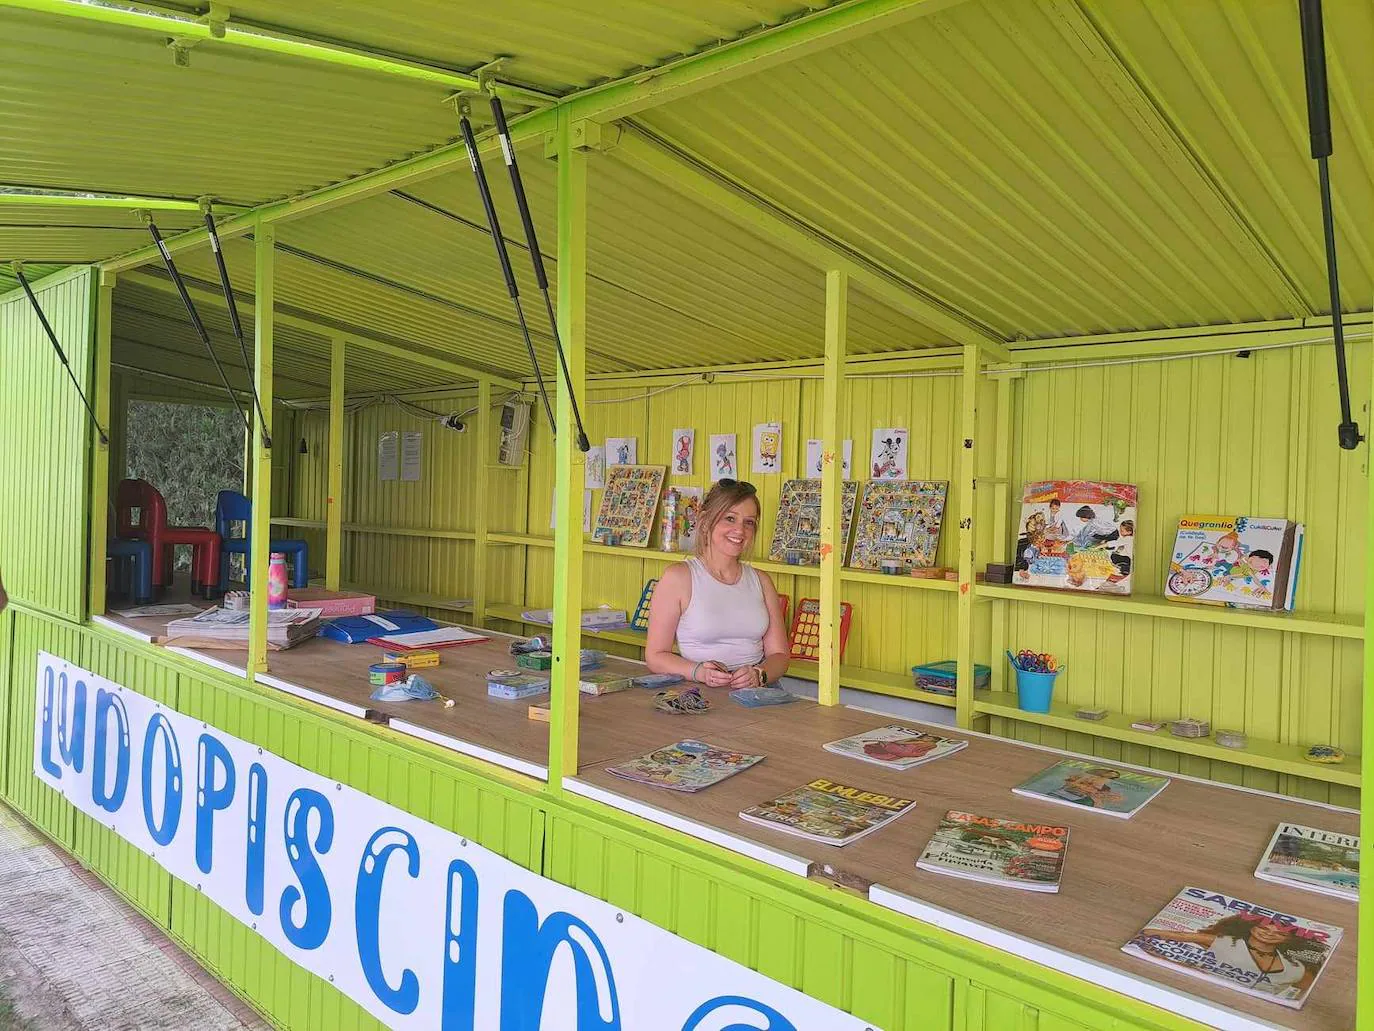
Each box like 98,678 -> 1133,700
1297,0 -> 1361,449
203,210 -> 272,447
13,265 -> 109,445
457,112 -> 557,437
490,95 -> 591,453
144,218 -> 251,440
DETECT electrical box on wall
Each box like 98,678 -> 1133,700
497,400 -> 530,467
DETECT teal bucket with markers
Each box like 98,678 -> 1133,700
1007,651 -> 1063,713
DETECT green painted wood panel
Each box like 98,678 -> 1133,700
0,267 -> 96,621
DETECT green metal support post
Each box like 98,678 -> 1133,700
955,342 -> 979,728
248,224 -> 275,675
818,269 -> 848,706
88,271 -> 114,618
473,376 -> 492,627
1359,344 -> 1374,1028
549,109 -> 588,786
325,336 -> 344,591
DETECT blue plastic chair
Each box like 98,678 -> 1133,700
215,490 -> 309,591
107,537 -> 154,604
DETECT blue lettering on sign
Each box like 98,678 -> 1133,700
245,762 -> 268,916
91,688 -> 131,812
39,666 -> 61,778
195,734 -> 236,875
681,997 -> 798,1031
140,713 -> 183,846
500,890 -> 621,1030
440,859 -> 478,1031
355,827 -> 421,1015
280,788 -> 333,950
57,673 -> 88,772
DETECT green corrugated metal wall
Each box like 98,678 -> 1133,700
0,266 -> 95,622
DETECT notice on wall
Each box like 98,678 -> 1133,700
401,431 -> 422,482
32,653 -> 870,1029
377,431 -> 399,482
805,439 -> 853,478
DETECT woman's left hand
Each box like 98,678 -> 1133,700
726,665 -> 765,688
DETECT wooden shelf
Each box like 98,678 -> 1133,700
344,583 -> 472,615
973,690 -> 1360,787
784,662 -> 956,708
840,568 -> 958,592
487,532 -> 554,548
976,583 -> 1362,639
271,519 -> 475,541
270,517 -> 326,530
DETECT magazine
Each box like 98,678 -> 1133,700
1012,758 -> 1168,819
822,725 -> 967,771
164,606 -> 322,650
1122,887 -> 1343,1010
738,778 -> 915,846
605,740 -> 764,794
916,810 -> 1069,892
1254,824 -> 1359,902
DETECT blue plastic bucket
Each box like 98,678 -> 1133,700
1014,667 -> 1060,713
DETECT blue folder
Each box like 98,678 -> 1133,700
317,610 -> 439,644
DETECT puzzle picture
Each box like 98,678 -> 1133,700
788,598 -> 852,662
593,465 -> 665,547
1014,480 -> 1137,595
767,478 -> 858,566
849,481 -> 949,570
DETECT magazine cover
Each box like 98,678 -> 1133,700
1254,824 -> 1359,902
605,740 -> 764,794
1165,515 -> 1303,611
1122,887 -> 1343,1009
739,779 -> 915,846
1014,480 -> 1137,594
1012,758 -> 1169,819
916,810 -> 1069,892
822,725 -> 967,771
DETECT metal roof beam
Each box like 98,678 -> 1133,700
0,0 -> 554,107
0,190 -> 240,212
122,270 -> 521,390
613,126 -> 1012,362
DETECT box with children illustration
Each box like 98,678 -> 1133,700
1014,480 -> 1137,595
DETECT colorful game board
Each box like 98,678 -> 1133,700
767,479 -> 858,566
592,465 -> 665,548
788,598 -> 852,661
1014,480 -> 1137,594
849,481 -> 948,570
631,579 -> 658,631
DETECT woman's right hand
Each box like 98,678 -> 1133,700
695,660 -> 734,688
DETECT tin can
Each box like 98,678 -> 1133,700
368,662 -> 407,687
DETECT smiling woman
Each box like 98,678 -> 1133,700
644,479 -> 790,691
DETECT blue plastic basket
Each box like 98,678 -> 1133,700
1014,667 -> 1061,713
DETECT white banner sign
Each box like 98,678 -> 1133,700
33,653 -> 868,1031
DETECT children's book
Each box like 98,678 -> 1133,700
739,778 -> 915,846
1012,758 -> 1169,819
1014,480 -> 1137,594
1254,824 -> 1359,902
822,725 -> 967,771
1121,887 -> 1343,1010
1164,515 -> 1303,611
916,810 -> 1069,892
605,740 -> 764,793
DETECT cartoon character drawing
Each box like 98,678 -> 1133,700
872,436 -> 903,479
616,442 -> 632,465
675,434 -> 692,473
757,427 -> 780,472
715,442 -> 735,478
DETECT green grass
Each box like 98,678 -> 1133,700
0,982 -> 39,1031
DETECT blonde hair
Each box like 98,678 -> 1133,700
695,480 -> 760,557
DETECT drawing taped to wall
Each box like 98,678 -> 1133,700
849,480 -> 949,570
593,465 -> 666,547
805,439 -> 853,478
1015,480 -> 1137,594
671,429 -> 694,476
752,423 -> 782,474
870,428 -> 908,480
768,479 -> 858,566
584,445 -> 606,489
605,437 -> 637,466
710,434 -> 738,482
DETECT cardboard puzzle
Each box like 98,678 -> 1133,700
592,465 -> 665,547
849,481 -> 949,570
767,478 -> 858,566
1014,480 -> 1137,594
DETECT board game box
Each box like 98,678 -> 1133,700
1165,515 -> 1303,611
1014,480 -> 1137,594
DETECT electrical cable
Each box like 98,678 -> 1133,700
488,95 -> 591,452
202,205 -> 272,448
142,215 -> 251,439
12,263 -> 109,444
456,111 -> 558,440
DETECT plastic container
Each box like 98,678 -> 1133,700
1013,666 -> 1061,713
267,552 -> 288,610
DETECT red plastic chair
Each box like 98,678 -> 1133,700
115,479 -> 221,597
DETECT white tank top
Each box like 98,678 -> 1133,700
675,558 -> 768,668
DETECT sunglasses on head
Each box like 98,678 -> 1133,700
717,478 -> 757,494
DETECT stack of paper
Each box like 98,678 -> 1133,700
164,607 -> 323,650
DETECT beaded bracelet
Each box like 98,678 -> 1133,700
690,661 -> 703,684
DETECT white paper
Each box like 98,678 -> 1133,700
378,431 -> 399,481
709,433 -> 738,482
805,439 -> 852,478
871,427 -> 909,480
371,626 -> 487,648
401,430 -> 422,482
752,422 -> 782,474
605,437 -> 637,466
584,489 -> 593,532
671,428 -> 694,476
584,445 -> 606,489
